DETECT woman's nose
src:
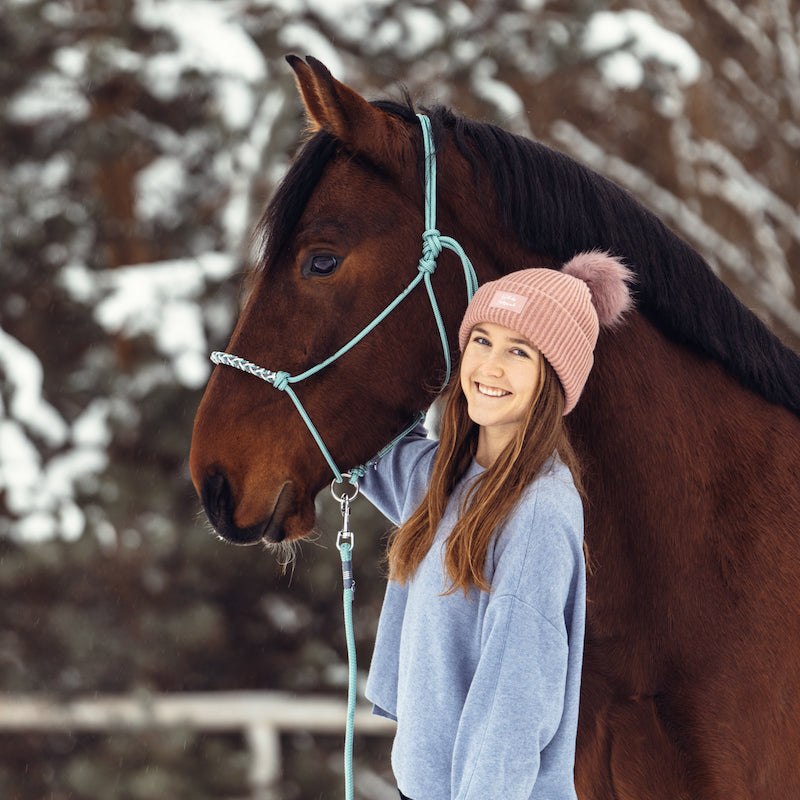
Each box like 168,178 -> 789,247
482,350 -> 503,375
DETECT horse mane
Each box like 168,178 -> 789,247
256,98 -> 800,418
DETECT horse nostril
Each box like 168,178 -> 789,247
199,470 -> 270,545
201,470 -> 259,543
202,471 -> 234,530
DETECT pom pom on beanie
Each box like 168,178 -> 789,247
561,251 -> 634,328
458,251 -> 634,414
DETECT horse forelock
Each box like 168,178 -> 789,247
254,93 -> 800,418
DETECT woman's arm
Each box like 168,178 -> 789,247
357,424 -> 438,524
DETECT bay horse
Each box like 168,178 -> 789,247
190,56 -> 800,798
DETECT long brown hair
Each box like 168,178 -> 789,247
387,355 -> 584,594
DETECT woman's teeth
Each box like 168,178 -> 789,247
477,383 -> 509,397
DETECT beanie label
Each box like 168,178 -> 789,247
489,290 -> 528,313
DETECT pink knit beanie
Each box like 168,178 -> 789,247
458,251 -> 634,414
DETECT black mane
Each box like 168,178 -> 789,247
256,99 -> 800,417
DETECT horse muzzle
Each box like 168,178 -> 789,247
199,471 -> 296,545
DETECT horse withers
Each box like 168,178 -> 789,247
190,56 -> 800,799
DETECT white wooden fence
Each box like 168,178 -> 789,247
0,691 -> 395,797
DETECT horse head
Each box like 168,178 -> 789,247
190,57 -> 504,544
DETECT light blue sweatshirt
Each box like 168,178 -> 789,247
360,429 -> 586,800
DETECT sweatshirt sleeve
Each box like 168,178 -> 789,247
357,424 -> 438,525
451,473 -> 585,800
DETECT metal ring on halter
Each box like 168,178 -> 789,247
331,475 -> 360,503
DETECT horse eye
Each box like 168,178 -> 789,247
307,255 -> 339,276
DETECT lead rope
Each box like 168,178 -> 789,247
332,478 -> 359,800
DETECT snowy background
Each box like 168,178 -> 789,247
1,0 -> 798,797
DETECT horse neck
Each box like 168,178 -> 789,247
575,310 -> 800,510
570,311 -> 800,660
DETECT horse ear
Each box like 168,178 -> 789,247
286,55 -> 328,132
286,55 -> 413,165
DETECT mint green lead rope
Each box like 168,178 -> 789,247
332,480 -> 358,800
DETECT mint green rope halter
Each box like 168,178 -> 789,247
211,114 -> 478,800
211,114 -> 478,485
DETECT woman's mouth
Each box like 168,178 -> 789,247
476,382 -> 510,398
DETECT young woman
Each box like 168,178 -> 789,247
359,252 -> 633,800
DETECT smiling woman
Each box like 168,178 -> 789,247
360,252 -> 633,800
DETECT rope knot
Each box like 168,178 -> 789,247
418,228 -> 442,275
422,228 -> 442,257
270,370 -> 290,392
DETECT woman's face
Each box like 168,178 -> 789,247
460,321 -> 542,449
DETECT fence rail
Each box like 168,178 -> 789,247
0,691 -> 395,795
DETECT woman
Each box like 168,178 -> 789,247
359,252 -> 633,800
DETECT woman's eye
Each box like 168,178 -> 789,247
472,336 -> 490,346
512,348 -> 530,358
307,255 -> 339,276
